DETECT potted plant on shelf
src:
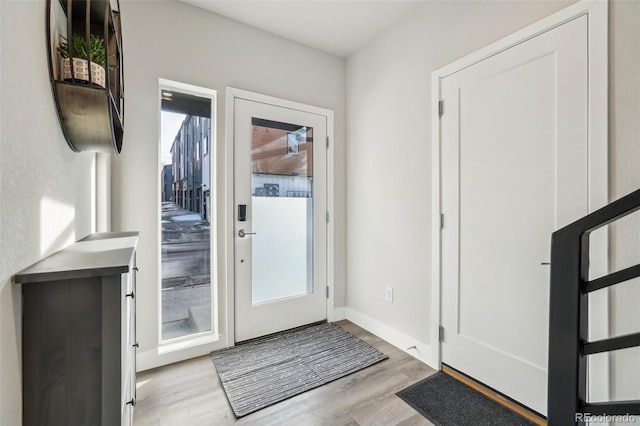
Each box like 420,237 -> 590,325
57,34 -> 111,88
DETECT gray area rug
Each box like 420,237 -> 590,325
211,322 -> 388,417
397,372 -> 536,426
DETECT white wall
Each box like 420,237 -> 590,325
112,1 -> 346,369
345,1 -> 574,363
608,0 -> 640,404
0,2 -> 96,424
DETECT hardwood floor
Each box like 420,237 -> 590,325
134,320 -> 437,426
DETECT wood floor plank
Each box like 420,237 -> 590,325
396,413 -> 435,426
134,321 -> 436,425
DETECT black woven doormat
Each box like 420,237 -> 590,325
396,372 -> 536,426
211,322 -> 387,417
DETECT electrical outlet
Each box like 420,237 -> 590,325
385,287 -> 393,302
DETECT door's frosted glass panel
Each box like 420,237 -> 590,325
250,118 -> 313,304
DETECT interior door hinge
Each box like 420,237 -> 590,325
440,213 -> 444,229
326,286 -> 330,298
438,100 -> 444,118
326,212 -> 330,223
326,136 -> 329,149
439,326 -> 445,342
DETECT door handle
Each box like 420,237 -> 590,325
238,229 -> 257,238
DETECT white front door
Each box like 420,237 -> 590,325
440,15 -> 588,415
234,97 -> 328,342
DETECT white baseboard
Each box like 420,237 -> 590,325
344,307 -> 436,369
330,306 -> 346,322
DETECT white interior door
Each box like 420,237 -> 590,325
234,98 -> 327,342
440,15 -> 588,415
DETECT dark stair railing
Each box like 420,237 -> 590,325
548,188 -> 640,425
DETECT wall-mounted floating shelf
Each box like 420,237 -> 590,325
47,0 -> 124,154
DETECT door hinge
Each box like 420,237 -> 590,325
438,100 -> 444,118
326,286 -> 330,298
326,212 -> 330,223
440,213 -> 444,229
439,326 -> 445,342
326,136 -> 329,149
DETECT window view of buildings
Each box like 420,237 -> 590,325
164,116 -> 211,220
250,118 -> 313,199
160,98 -> 213,340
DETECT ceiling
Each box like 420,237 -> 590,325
180,1 -> 428,57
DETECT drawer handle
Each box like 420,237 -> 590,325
127,398 -> 136,407
126,292 -> 135,299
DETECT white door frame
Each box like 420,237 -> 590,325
430,0 -> 608,399
225,87 -> 335,346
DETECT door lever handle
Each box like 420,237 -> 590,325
238,229 -> 257,238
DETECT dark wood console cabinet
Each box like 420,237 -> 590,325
15,232 -> 138,426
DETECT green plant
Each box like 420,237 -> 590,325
57,34 -> 114,69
